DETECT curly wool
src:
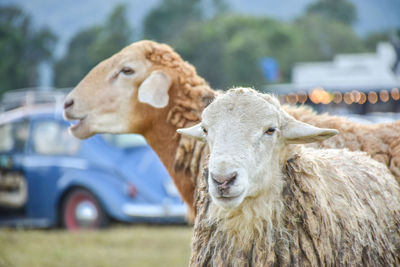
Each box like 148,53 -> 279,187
285,105 -> 400,183
142,42 -> 214,129
139,41 -> 216,188
191,146 -> 400,266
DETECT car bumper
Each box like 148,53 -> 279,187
122,203 -> 188,219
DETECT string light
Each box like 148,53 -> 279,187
309,88 -> 321,104
343,92 -> 354,105
391,88 -> 399,101
309,88 -> 331,104
280,88 -> 398,105
359,93 -> 367,104
333,91 -> 342,104
285,93 -> 297,104
379,90 -> 389,102
368,92 -> 378,104
297,91 -> 308,104
352,90 -> 361,103
321,93 -> 331,104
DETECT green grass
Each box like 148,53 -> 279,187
0,225 -> 192,267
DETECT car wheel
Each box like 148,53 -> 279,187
61,188 -> 109,230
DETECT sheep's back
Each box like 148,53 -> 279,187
282,147 -> 400,266
285,105 -> 400,183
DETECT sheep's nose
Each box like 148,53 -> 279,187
211,171 -> 238,190
64,98 -> 74,110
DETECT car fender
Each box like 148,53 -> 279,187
56,169 -> 130,221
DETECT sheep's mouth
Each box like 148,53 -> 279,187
64,113 -> 91,139
64,112 -> 87,129
68,117 -> 86,131
212,191 -> 245,208
215,192 -> 243,202
216,196 -> 237,201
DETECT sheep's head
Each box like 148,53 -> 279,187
178,88 -> 337,209
63,40 -> 179,139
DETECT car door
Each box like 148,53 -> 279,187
23,117 -> 82,223
0,119 -> 29,215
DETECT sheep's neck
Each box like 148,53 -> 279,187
142,82 -> 213,219
143,121 -> 195,218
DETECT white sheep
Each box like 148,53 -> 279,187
178,87 -> 400,266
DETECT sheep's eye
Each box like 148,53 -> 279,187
265,127 -> 276,135
202,127 -> 208,135
120,67 -> 135,75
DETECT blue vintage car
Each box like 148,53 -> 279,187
0,104 -> 187,230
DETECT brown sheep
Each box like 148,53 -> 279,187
64,40 -> 400,223
63,40 -> 214,220
179,88 -> 400,266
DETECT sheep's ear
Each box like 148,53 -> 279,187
283,118 -> 338,144
177,123 -> 206,141
138,70 -> 171,108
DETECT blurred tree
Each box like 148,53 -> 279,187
54,27 -> 101,88
306,0 -> 357,25
364,32 -> 390,51
211,0 -> 229,15
90,4 -> 132,60
143,0 -> 203,42
363,29 -> 400,52
54,4 -> 132,87
174,15 -> 298,89
173,13 -> 364,89
293,15 -> 365,61
0,5 -> 56,95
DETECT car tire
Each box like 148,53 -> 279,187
61,188 -> 109,230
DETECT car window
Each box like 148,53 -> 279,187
0,124 -> 13,152
32,121 -> 80,155
102,134 -> 147,148
0,120 -> 29,153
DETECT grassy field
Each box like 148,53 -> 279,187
0,225 -> 192,267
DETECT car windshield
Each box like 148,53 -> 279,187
102,134 -> 147,148
0,124 -> 13,152
32,120 -> 80,155
0,120 -> 29,153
